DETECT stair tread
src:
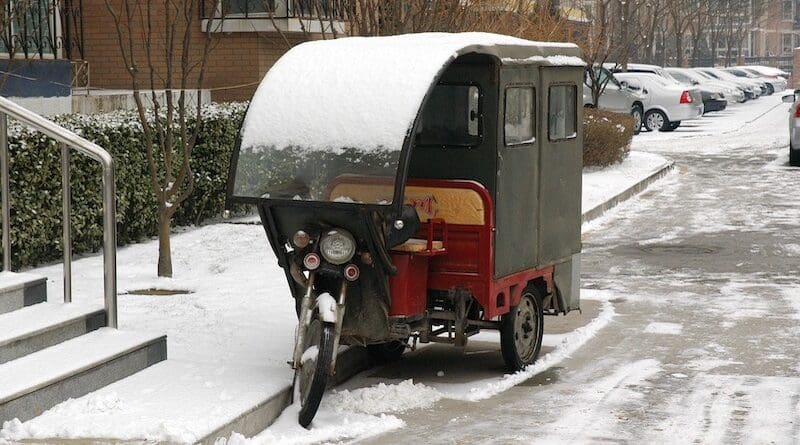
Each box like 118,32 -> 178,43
0,329 -> 165,404
0,272 -> 46,293
0,302 -> 105,347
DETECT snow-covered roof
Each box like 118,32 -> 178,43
240,32 -> 582,155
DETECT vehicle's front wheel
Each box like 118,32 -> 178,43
790,145 -> 800,167
644,110 -> 669,132
294,318 -> 336,428
500,286 -> 544,372
631,105 -> 643,135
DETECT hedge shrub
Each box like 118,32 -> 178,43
583,108 -> 633,167
0,102 -> 247,270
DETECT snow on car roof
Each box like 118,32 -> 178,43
240,32 -> 582,155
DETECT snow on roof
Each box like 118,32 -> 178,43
240,32 -> 582,154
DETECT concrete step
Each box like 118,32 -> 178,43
0,328 -> 167,423
0,302 -> 106,364
0,272 -> 47,315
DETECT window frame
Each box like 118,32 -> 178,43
547,83 -> 579,143
503,84 -> 537,147
416,82 -> 484,149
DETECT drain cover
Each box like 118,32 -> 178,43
639,244 -> 718,255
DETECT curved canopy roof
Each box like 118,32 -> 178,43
240,32 -> 583,155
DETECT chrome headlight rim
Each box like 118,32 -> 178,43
319,229 -> 356,265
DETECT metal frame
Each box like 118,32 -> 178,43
0,96 -> 117,328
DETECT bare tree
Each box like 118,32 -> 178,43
103,0 -> 219,277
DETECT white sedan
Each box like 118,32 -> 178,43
615,72 -> 704,132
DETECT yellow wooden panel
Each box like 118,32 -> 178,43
329,182 -> 485,225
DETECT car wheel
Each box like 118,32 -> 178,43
790,145 -> 800,167
500,286 -> 544,372
631,105 -> 643,135
644,110 -> 669,132
663,121 -> 681,132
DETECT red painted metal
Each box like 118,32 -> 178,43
388,252 -> 430,316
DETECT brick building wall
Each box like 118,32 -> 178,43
77,1 -> 306,102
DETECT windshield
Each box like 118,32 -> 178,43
669,71 -> 693,84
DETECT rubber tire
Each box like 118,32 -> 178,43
367,340 -> 407,364
297,321 -> 336,428
631,105 -> 643,135
644,110 -> 669,132
500,286 -> 545,372
790,145 -> 800,167
663,121 -> 681,132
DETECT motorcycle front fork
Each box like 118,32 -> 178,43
291,271 -> 347,376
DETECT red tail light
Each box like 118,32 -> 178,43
680,91 -> 693,104
794,106 -> 800,118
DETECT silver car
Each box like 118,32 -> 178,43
784,92 -> 800,166
584,67 -> 647,134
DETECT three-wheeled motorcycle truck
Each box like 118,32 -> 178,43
226,32 -> 585,427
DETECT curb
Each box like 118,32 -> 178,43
581,161 -> 675,224
198,346 -> 373,444
201,160 -> 675,442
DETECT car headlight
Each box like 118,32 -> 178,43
319,229 -> 356,265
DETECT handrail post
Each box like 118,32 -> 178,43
61,143 -> 72,303
102,161 -> 117,328
0,113 -> 9,272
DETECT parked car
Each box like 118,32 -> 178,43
724,67 -> 783,95
783,91 -> 800,166
608,63 -> 704,108
666,67 -> 744,105
735,67 -> 788,94
584,66 -> 646,134
745,65 -> 790,80
664,68 -> 729,113
695,68 -> 761,100
614,72 -> 703,132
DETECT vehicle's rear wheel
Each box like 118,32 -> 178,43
644,110 -> 669,132
367,339 -> 407,364
294,318 -> 336,428
500,286 -> 544,372
631,105 -> 643,135
664,121 -> 681,132
790,145 -> 800,167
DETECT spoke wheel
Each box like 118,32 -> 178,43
631,106 -> 643,135
644,110 -> 668,132
500,287 -> 544,372
293,318 -> 336,428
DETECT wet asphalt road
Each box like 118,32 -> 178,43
358,97 -> 800,444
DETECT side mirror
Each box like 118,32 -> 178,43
643,88 -> 649,95
783,94 -> 796,103
620,80 -> 629,89
692,80 -> 700,86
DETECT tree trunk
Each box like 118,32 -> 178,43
157,209 -> 173,278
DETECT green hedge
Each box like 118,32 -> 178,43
0,102 -> 247,270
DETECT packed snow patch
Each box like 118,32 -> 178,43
326,379 -> 442,415
644,322 -> 683,335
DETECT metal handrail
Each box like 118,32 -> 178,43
0,96 -> 118,328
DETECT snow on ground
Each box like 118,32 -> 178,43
582,151 -> 671,213
1,139 -> 667,441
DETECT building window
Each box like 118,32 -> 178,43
504,86 -> 535,146
548,85 -> 577,142
418,84 -> 482,147
0,0 -> 58,58
783,33 -> 794,55
784,0 -> 794,20
224,0 -> 270,15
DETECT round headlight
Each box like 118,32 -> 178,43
319,229 -> 356,265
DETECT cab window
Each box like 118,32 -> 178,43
504,86 -> 535,146
548,85 -> 577,141
418,84 -> 481,147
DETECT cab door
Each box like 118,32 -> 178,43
494,66 -> 540,277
